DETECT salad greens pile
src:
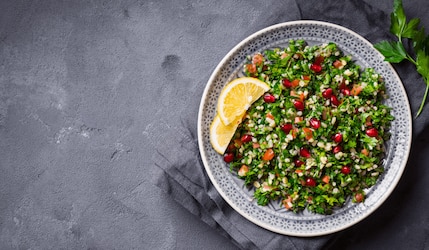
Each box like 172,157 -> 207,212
374,0 -> 429,117
223,40 -> 394,215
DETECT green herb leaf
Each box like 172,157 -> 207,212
390,0 -> 407,37
374,0 -> 429,117
402,18 -> 421,38
373,40 -> 407,63
416,50 -> 429,81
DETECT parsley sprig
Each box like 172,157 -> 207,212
374,0 -> 429,117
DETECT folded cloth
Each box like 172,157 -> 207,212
149,121 -> 330,249
149,0 -> 429,249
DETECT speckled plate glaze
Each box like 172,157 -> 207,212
197,21 -> 412,236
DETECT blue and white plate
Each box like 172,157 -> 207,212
198,21 -> 412,236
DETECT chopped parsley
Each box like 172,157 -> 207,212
224,39 -> 394,215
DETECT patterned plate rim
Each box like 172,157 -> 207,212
197,20 -> 412,236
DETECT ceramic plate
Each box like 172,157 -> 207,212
197,21 -> 412,236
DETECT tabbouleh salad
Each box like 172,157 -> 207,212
223,39 -> 394,215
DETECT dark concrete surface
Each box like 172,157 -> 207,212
0,1 -> 239,249
1,0 -> 429,249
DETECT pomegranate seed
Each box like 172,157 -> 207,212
223,153 -> 234,163
300,147 -> 311,158
241,134 -> 252,143
332,133 -> 343,143
339,82 -> 346,90
333,145 -> 342,154
322,88 -> 333,99
310,63 -> 322,73
342,88 -> 351,96
366,128 -> 378,137
341,165 -> 351,174
310,118 -> 321,129
282,79 -> 292,88
314,55 -> 324,65
305,177 -> 316,187
293,100 -> 305,111
294,159 -> 304,167
331,95 -> 340,106
280,123 -> 293,134
263,93 -> 276,103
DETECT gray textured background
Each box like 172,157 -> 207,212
0,1 -> 238,249
1,0 -> 428,249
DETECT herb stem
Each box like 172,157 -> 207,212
416,78 -> 429,117
405,53 -> 417,66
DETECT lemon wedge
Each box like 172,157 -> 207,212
217,77 -> 270,126
210,115 -> 243,154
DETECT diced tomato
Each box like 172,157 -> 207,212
302,75 -> 311,82
295,169 -> 303,174
354,192 -> 364,203
302,127 -> 313,140
361,148 -> 369,156
294,116 -> 303,124
266,113 -> 275,120
246,63 -> 257,74
262,148 -> 275,161
252,143 -> 260,149
290,90 -> 305,102
252,53 -> 264,66
365,116 -> 373,127
238,165 -> 249,177
322,175 -> 330,184
291,79 -> 300,87
333,60 -> 342,69
234,139 -> 242,148
291,127 -> 299,138
351,84 -> 363,96
282,196 -> 293,210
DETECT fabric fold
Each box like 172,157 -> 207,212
149,0 -> 427,249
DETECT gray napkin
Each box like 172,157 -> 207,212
148,0 -> 429,249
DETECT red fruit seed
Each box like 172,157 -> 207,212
310,63 -> 322,73
263,93 -> 276,103
331,95 -> 340,106
294,159 -> 304,167
293,100 -> 305,111
366,128 -> 378,137
310,118 -> 321,129
300,147 -> 311,158
282,79 -> 292,88
333,133 -> 343,143
322,88 -> 333,99
341,165 -> 351,174
305,177 -> 316,187
223,153 -> 234,163
333,145 -> 342,154
241,134 -> 252,143
280,123 -> 293,134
